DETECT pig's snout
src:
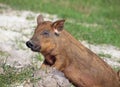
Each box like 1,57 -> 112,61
26,41 -> 34,48
26,41 -> 41,52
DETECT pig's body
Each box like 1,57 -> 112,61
42,30 -> 120,87
26,15 -> 120,87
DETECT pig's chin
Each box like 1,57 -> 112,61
31,47 -> 41,52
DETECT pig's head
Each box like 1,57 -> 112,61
26,15 -> 65,54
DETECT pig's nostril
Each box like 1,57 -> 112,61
26,41 -> 41,52
26,41 -> 34,48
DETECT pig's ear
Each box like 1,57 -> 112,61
37,15 -> 44,25
52,20 -> 65,35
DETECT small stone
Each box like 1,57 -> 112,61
42,77 -> 57,87
23,79 -> 33,87
0,67 -> 4,74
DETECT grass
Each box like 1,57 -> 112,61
0,51 -> 10,66
0,50 -> 9,57
26,14 -> 35,20
35,54 -> 44,62
0,65 -> 34,87
98,53 -> 112,58
113,66 -> 120,71
0,0 -> 120,47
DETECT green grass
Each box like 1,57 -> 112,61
113,66 -> 120,72
98,53 -> 112,58
35,54 -> 44,62
0,65 -> 34,87
0,0 -> 120,47
0,50 -> 10,57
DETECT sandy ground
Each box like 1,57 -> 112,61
0,3 -> 120,87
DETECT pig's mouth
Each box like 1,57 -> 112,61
31,46 -> 41,52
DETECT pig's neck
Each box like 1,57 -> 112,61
59,30 -> 98,66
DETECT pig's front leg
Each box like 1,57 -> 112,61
52,55 -> 66,71
40,60 -> 50,71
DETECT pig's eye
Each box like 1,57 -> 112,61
41,30 -> 49,37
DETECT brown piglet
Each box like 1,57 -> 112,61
26,15 -> 120,87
